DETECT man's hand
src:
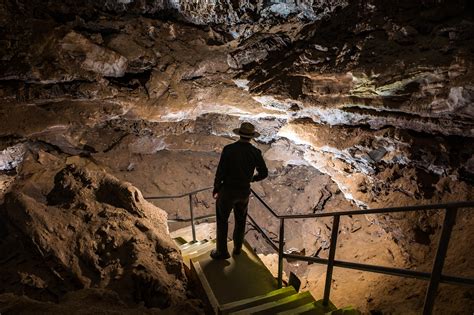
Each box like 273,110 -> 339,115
213,192 -> 219,199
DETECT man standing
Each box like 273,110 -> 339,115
211,122 -> 268,260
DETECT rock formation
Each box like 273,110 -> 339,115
0,0 -> 473,313
0,152 -> 201,313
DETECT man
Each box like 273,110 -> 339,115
211,122 -> 268,260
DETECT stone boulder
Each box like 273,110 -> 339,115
106,34 -> 157,73
0,155 -> 195,311
59,31 -> 128,78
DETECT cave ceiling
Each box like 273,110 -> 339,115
0,0 -> 473,313
1,0 -> 473,206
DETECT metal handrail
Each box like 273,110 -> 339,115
248,188 -> 474,315
145,186 -> 213,241
250,188 -> 474,218
146,186 -> 213,200
146,186 -> 474,315
167,213 -> 216,223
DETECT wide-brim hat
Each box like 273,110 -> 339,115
233,122 -> 260,138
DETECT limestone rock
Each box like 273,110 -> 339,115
0,289 -> 203,314
59,31 -> 128,78
77,0 -> 348,26
1,157 -> 190,310
239,0 -> 474,136
146,65 -> 175,99
0,144 -> 26,171
227,33 -> 291,69
106,34 -> 157,73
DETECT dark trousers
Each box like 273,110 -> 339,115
215,187 -> 250,254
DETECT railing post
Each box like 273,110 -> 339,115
189,194 -> 196,242
277,218 -> 285,288
323,215 -> 340,306
423,207 -> 458,315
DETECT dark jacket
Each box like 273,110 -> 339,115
213,141 -> 268,194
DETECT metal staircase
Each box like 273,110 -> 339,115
172,235 -> 358,314
146,188 -> 474,315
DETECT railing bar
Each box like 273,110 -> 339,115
145,186 -> 213,200
441,275 -> 474,286
189,195 -> 196,242
423,207 -> 458,315
283,253 -> 329,264
278,201 -> 474,219
335,260 -> 432,280
247,214 -> 278,252
250,188 -> 280,218
167,214 -> 216,223
323,215 -> 340,306
277,218 -> 285,289
285,253 -> 431,279
149,186 -> 473,218
283,254 -> 474,286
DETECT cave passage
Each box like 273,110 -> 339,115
0,0 -> 473,314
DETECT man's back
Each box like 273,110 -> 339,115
213,141 -> 268,193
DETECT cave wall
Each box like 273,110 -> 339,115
0,0 -> 473,313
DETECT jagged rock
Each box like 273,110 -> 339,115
227,33 -> 291,69
0,289 -> 203,314
0,0 -> 473,313
146,65 -> 175,99
59,31 -> 128,78
1,156 -> 191,310
240,0 -> 474,136
0,144 -> 26,171
72,0 -> 348,26
106,34 -> 157,73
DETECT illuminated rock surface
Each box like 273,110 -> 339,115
0,154 -> 202,313
0,0 -> 473,313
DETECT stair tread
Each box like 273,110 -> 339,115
185,240 -> 216,257
314,299 -> 337,313
173,236 -> 187,246
191,241 -> 278,307
230,291 -> 315,315
182,241 -> 217,266
277,301 -> 325,315
179,240 -> 199,250
180,240 -> 209,253
219,286 -> 297,314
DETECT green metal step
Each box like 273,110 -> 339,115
219,286 -> 297,315
173,236 -> 187,246
276,301 -> 326,315
181,240 -> 209,255
186,240 -> 216,257
230,291 -> 315,315
183,240 -> 217,265
179,240 -> 199,250
181,240 -> 210,255
313,299 -> 337,314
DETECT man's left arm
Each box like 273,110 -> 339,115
252,149 -> 268,182
213,147 -> 227,196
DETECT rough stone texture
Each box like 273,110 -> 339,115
0,289 -> 201,314
239,0 -> 474,136
0,153 -> 200,312
0,0 -> 473,313
60,31 -> 128,78
8,0 -> 348,26
278,120 -> 474,261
